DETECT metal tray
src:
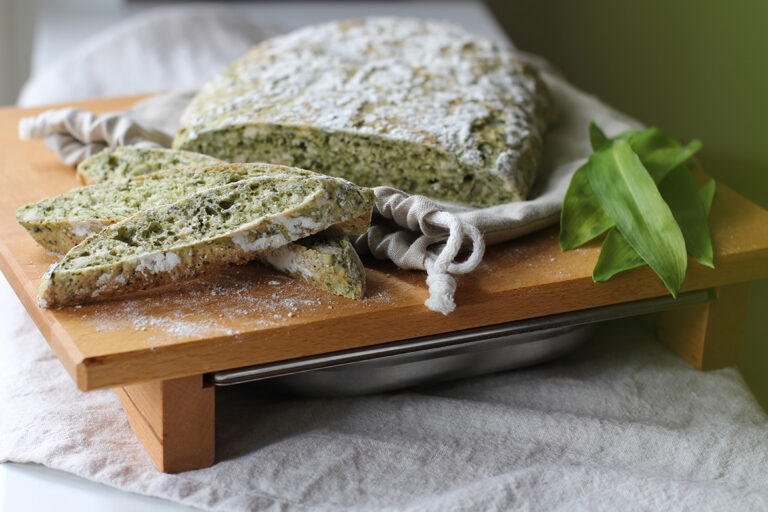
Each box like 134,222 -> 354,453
213,289 -> 714,395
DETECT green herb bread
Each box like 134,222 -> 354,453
173,17 -> 555,207
38,173 -> 375,307
18,163 -> 333,254
21,162 -> 369,300
256,234 -> 365,299
76,146 -> 224,185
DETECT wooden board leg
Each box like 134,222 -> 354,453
114,374 -> 214,473
655,283 -> 750,370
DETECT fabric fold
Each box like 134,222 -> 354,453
19,108 -> 171,166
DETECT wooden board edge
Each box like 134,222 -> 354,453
77,261 -> 768,392
68,275 -> 694,390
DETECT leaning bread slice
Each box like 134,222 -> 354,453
256,234 -> 366,299
17,163 -> 319,254
39,174 -> 375,307
76,146 -> 224,185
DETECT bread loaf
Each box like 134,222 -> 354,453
174,18 -> 554,207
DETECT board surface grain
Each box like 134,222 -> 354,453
2,96 -> 768,391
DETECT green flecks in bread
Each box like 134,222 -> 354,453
179,125 -> 521,206
38,173 -> 375,307
17,163 -> 317,254
174,18 -> 555,207
256,234 -> 366,299
76,146 -> 224,184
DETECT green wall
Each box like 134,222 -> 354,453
484,0 -> 768,406
485,0 -> 767,208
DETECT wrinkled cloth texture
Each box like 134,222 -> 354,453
2,273 -> 767,511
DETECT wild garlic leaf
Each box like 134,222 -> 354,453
622,126 -> 702,182
593,180 -> 716,282
589,122 -> 611,151
559,122 -> 615,250
624,127 -> 679,156
698,179 -> 716,213
560,125 -> 701,251
559,163 -> 613,250
592,227 -> 645,282
587,139 -> 687,296
641,140 -> 703,182
659,165 -> 714,268
613,125 -> 702,182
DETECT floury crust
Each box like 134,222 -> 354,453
175,17 -> 555,207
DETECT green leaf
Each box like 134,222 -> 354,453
560,125 -> 701,252
587,139 -> 688,296
589,122 -> 611,151
698,179 -> 716,214
624,126 -> 679,155
641,140 -> 702,182
559,163 -> 613,250
659,166 -> 714,268
593,227 -> 645,282
592,179 -> 716,282
560,122 -> 619,251
616,126 -> 701,182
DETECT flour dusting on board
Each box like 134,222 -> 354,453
78,264 -> 392,345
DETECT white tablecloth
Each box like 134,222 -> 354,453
4,4 -> 768,511
2,271 -> 767,511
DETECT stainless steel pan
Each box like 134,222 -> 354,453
213,289 -> 713,395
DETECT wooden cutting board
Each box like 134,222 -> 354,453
2,96 -> 768,392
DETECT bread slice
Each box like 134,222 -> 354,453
18,163 -> 320,254
174,18 -> 554,206
20,163 -> 369,300
76,146 -> 223,185
256,234 -> 365,299
38,173 -> 375,307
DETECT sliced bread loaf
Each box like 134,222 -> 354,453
256,234 -> 366,299
39,173 -> 375,307
77,146 -> 224,185
174,18 -> 554,206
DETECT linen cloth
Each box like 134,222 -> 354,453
2,272 -> 767,511
17,7 -> 641,314
5,6 -> 767,511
